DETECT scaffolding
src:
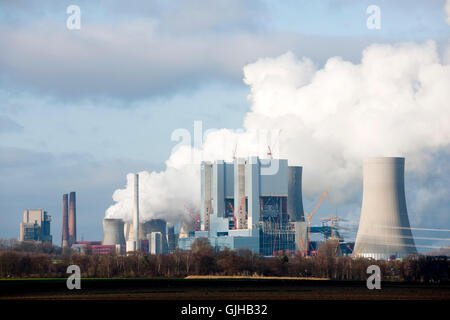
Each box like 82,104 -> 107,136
259,219 -> 296,256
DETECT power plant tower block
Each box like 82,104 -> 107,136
354,157 -> 417,259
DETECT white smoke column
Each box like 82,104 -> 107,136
105,146 -> 201,223
106,40 -> 450,225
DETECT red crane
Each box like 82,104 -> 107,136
184,205 -> 200,231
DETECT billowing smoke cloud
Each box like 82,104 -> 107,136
106,40 -> 450,224
105,146 -> 201,223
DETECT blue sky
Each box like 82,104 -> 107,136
0,0 -> 449,249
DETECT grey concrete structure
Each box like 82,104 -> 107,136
212,160 -> 225,218
102,218 -> 126,245
140,219 -> 168,253
288,166 -> 305,222
234,158 -> 247,229
354,157 -> 417,259
246,156 -> 260,230
201,162 -> 212,231
148,232 -> 163,254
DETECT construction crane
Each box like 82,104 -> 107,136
184,205 -> 200,231
320,214 -> 341,240
353,240 -> 366,258
304,190 -> 328,256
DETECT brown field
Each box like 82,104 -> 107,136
184,275 -> 330,280
0,278 -> 449,301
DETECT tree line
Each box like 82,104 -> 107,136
0,238 -> 448,282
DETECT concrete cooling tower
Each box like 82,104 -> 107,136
103,218 -> 126,245
354,157 -> 417,259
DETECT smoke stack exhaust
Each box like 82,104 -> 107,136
68,191 -> 76,246
354,157 -> 417,259
62,194 -> 69,248
133,174 -> 140,251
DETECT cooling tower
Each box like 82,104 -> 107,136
288,166 -> 304,222
354,157 -> 417,259
62,194 -> 69,248
102,218 -> 126,245
68,191 -> 76,246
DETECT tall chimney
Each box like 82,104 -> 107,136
133,174 -> 140,251
68,191 -> 77,246
62,194 -> 69,248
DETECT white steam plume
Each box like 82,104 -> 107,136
105,146 -> 201,223
106,40 -> 450,223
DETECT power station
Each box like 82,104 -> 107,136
20,156 -> 418,260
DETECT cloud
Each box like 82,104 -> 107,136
446,0 -> 450,25
0,0 -> 390,100
0,116 -> 23,133
106,41 -> 450,236
0,147 -> 52,168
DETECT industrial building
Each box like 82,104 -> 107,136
19,209 -> 52,243
354,157 -> 417,259
178,157 -> 308,255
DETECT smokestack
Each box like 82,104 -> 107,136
62,194 -> 69,248
354,157 -> 417,259
68,191 -> 76,246
133,174 -> 140,251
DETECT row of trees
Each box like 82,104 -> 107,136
0,238 -> 448,282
